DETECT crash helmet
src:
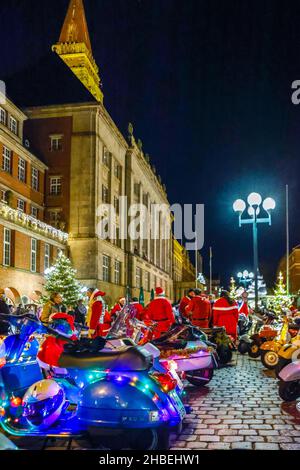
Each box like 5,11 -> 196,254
22,379 -> 65,429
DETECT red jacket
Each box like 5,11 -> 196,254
111,303 -> 122,316
179,296 -> 191,316
131,302 -> 145,321
146,297 -> 175,338
185,295 -> 211,328
238,300 -> 249,316
213,297 -> 239,339
90,293 -> 111,338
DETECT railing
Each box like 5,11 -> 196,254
0,202 -> 68,243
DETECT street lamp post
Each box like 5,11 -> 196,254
233,193 -> 275,311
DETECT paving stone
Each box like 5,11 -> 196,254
231,442 -> 253,450
254,443 -> 280,450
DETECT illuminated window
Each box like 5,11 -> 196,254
136,266 -> 142,288
0,108 -> 6,125
50,136 -> 63,151
102,255 -> 110,282
114,260 -> 121,284
3,228 -> 11,266
9,116 -> 18,135
17,198 -> 25,212
31,167 -> 39,191
31,206 -> 38,219
50,177 -> 62,195
44,244 -> 50,270
2,147 -> 12,173
31,238 -> 37,272
18,158 -> 26,182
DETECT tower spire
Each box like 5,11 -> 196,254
52,0 -> 103,103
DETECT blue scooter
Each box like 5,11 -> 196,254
0,314 -> 185,450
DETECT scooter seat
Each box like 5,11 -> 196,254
58,346 -> 152,371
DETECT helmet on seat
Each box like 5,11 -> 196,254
22,379 -> 65,429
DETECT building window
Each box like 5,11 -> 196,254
44,243 -> 50,271
50,177 -> 62,195
114,163 -> 121,179
9,116 -> 18,135
17,198 -> 25,212
102,147 -> 110,167
102,185 -> 109,203
102,255 -> 110,282
136,267 -> 142,288
50,136 -> 63,151
113,195 -> 119,214
3,228 -> 11,266
114,260 -> 121,285
2,147 -> 12,173
18,158 -> 26,182
1,190 -> 7,203
49,211 -> 60,228
31,206 -> 38,219
0,108 -> 6,125
31,238 -> 37,272
145,271 -> 150,291
31,167 -> 39,191
134,182 -> 140,197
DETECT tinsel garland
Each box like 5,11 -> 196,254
159,345 -> 210,359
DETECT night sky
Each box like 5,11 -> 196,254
1,0 -> 300,288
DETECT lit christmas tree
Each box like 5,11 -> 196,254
267,272 -> 293,315
229,277 -> 238,299
43,252 -> 83,306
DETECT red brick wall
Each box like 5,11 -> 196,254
24,117 -> 73,230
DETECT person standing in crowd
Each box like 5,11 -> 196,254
238,290 -> 250,316
145,287 -> 175,339
213,290 -> 239,340
87,290 -> 111,338
130,297 -> 144,320
179,289 -> 195,316
41,292 -> 64,323
185,288 -> 211,328
74,299 -> 87,325
0,289 -> 10,334
111,297 -> 126,317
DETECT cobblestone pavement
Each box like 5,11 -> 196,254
5,353 -> 300,450
171,353 -> 300,450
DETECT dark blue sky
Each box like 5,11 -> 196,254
1,0 -> 300,287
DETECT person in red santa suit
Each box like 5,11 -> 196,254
145,287 -> 175,339
213,290 -> 239,340
179,289 -> 195,317
185,288 -> 212,328
87,290 -> 111,338
238,290 -> 250,316
111,297 -> 126,317
130,297 -> 145,321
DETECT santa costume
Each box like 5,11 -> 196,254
111,297 -> 126,316
185,294 -> 211,328
145,287 -> 175,339
87,290 -> 111,338
213,296 -> 239,340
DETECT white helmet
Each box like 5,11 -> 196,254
22,379 -> 65,430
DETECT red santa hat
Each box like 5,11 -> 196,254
155,287 -> 165,297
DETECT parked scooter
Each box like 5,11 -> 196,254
0,314 -> 185,450
260,316 -> 300,370
247,310 -> 279,358
275,319 -> 300,378
111,306 -> 218,387
278,359 -> 300,402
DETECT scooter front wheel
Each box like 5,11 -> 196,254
278,380 -> 300,402
261,350 -> 279,370
248,342 -> 261,358
275,358 -> 291,379
186,368 -> 213,387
